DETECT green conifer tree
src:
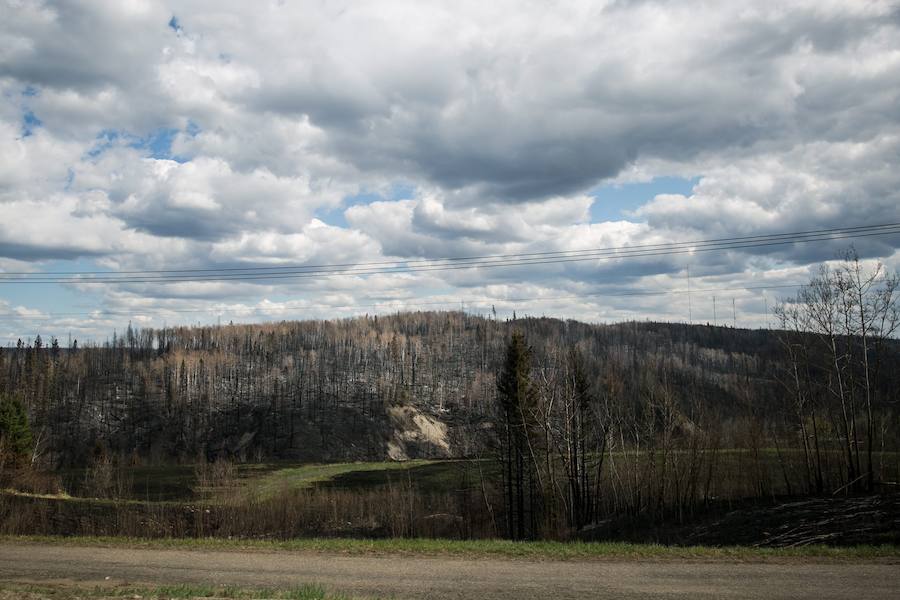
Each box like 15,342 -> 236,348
0,394 -> 33,468
497,331 -> 540,539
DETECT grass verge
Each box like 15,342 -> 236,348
3,535 -> 898,562
0,582 -> 361,599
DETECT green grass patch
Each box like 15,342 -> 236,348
0,488 -> 179,508
5,459 -> 454,508
4,534 -> 898,562
0,582 -> 359,599
56,462 -> 288,503
249,459 -> 436,498
318,458 -> 488,493
46,452 -> 900,504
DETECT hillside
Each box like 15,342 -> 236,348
2,311 -> 895,468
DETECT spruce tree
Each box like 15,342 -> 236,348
497,331 -> 539,539
0,394 -> 32,468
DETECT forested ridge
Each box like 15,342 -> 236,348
1,308 -> 896,468
0,313 -> 786,464
1,258 -> 899,541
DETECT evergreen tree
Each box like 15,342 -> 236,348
497,331 -> 540,539
0,394 -> 33,467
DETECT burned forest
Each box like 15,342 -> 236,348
1,259 -> 898,543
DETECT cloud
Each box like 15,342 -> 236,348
0,118 -> 80,202
0,0 -> 898,338
635,135 -> 900,244
77,152 -> 332,240
208,219 -> 380,265
220,0 -> 898,201
0,1 -> 169,92
347,193 -> 594,254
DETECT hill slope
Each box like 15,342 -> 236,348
2,311 -> 860,466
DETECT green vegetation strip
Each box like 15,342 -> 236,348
0,582 -> 358,599
4,535 -> 898,561
249,459 -> 435,498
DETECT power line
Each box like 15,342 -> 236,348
3,221 -> 896,276
0,282 -> 807,321
1,223 -> 897,284
7,224 -> 899,282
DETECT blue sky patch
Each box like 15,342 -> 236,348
318,183 -> 416,227
21,110 -> 42,137
85,125 -> 197,161
0,258 -> 106,344
129,127 -> 181,160
86,129 -> 120,158
589,176 -> 699,222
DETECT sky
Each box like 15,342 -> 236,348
1,0 -> 900,343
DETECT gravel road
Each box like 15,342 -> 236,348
0,542 -> 897,599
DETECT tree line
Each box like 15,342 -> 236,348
1,252 -> 898,539
490,251 -> 898,538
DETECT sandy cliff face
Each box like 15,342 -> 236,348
386,404 -> 451,460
